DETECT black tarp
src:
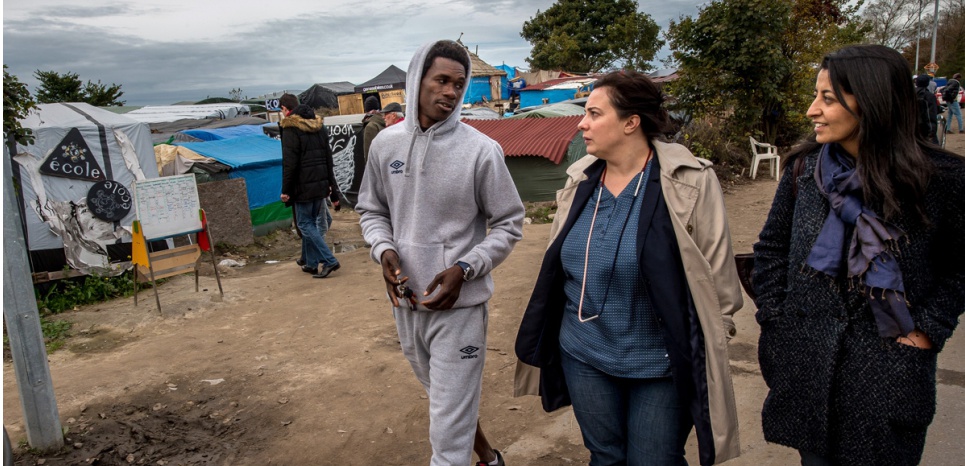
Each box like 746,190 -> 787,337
354,65 -> 407,93
298,82 -> 355,109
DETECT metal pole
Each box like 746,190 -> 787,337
3,145 -> 64,450
916,0 -> 923,71
930,0 -> 940,65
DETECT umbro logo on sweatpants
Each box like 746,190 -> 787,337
460,346 -> 479,360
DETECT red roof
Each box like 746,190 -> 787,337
462,115 -> 582,165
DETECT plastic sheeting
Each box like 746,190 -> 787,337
175,135 -> 281,211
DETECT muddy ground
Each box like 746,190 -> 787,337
5,136 -> 965,465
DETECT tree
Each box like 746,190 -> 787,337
34,70 -> 84,103
520,0 -> 663,72
228,88 -> 244,102
83,80 -> 125,106
4,65 -> 37,145
34,70 -> 125,106
863,0 -> 923,50
667,0 -> 866,145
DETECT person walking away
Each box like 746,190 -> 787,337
915,74 -> 939,144
514,70 -> 743,466
942,73 -> 963,133
356,39 -> 524,466
361,96 -> 385,164
279,94 -> 342,279
754,44 -> 965,466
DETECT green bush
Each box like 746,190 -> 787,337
36,270 -> 140,314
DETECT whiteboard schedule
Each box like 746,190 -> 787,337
133,174 -> 203,241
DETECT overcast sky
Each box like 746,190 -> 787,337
3,0 -> 707,105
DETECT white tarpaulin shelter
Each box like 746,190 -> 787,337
11,103 -> 159,275
125,103 -> 251,124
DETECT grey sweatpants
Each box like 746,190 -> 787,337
393,303 -> 488,466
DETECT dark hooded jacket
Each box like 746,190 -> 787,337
279,104 -> 340,204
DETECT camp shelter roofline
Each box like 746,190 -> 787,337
354,65 -> 407,93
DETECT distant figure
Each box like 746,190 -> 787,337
943,72 -> 963,133
915,74 -> 939,144
381,102 -> 404,127
361,96 -> 385,164
754,44 -> 965,466
278,93 -> 342,279
357,39 -> 524,466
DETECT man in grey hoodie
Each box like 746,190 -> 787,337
356,40 -> 524,466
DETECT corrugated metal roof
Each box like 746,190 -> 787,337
462,115 -> 582,165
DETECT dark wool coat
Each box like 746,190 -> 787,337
279,105 -> 339,204
753,146 -> 965,466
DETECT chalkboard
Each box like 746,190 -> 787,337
133,175 -> 202,240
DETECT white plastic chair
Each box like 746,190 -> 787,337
749,136 -> 781,180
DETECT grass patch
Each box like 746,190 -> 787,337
525,201 -> 557,224
4,270 -> 153,357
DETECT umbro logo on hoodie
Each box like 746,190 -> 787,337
389,160 -> 404,174
460,345 -> 479,360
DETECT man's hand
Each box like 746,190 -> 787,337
381,250 -> 405,307
421,265 -> 464,311
333,200 -> 341,212
280,194 -> 290,203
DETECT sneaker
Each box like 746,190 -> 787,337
312,262 -> 341,278
475,449 -> 504,466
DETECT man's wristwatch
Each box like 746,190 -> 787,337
456,261 -> 474,282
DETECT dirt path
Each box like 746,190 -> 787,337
5,140 -> 965,465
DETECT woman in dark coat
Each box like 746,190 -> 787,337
754,44 -> 965,466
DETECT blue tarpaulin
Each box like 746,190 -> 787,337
181,124 -> 272,141
176,134 -> 281,210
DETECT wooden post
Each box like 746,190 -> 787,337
3,148 -> 64,450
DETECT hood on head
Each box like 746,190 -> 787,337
403,40 -> 472,133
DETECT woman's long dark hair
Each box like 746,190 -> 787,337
787,45 -> 933,221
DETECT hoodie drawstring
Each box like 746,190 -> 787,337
403,127 -> 437,176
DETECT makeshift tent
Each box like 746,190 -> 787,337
461,107 -> 502,120
340,66 -> 407,115
10,103 -> 160,275
149,116 -> 270,144
496,64 -> 516,101
507,103 -> 585,119
299,82 -> 356,109
174,135 -> 287,228
462,116 -> 586,201
464,50 -> 507,104
354,65 -> 407,93
180,123 -> 273,142
126,103 -> 251,124
519,77 -> 597,108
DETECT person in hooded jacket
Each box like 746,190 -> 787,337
279,95 -> 342,279
362,95 -> 385,164
356,40 -> 525,466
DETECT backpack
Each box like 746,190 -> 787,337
942,80 -> 959,103
917,88 -> 933,138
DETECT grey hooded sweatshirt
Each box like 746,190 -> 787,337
356,40 -> 525,309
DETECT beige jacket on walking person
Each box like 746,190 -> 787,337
514,139 -> 743,464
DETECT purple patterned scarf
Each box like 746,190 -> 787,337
806,144 -> 914,338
